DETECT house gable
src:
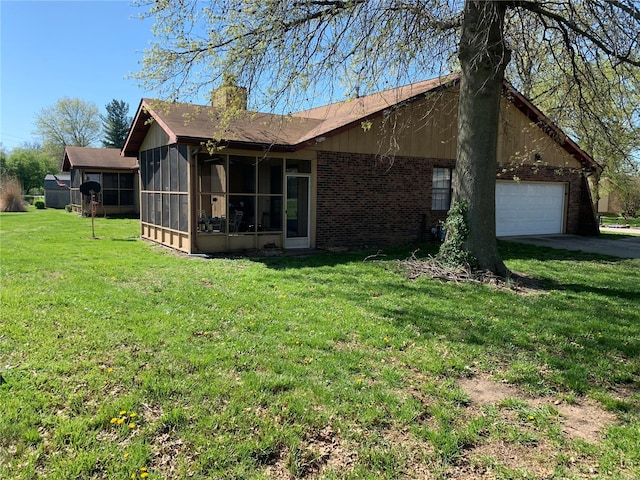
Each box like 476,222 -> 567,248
306,86 -> 592,172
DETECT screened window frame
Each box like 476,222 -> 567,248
196,154 -> 286,234
139,144 -> 189,233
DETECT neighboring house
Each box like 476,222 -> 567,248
598,178 -> 621,215
122,74 -> 601,255
598,177 -> 640,217
43,173 -> 70,209
62,146 -> 139,216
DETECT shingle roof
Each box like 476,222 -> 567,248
122,74 -> 460,156
291,74 -> 460,143
62,147 -> 138,171
44,173 -> 70,190
122,73 -> 600,171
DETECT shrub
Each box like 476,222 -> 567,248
0,178 -> 27,212
34,200 -> 46,209
437,200 -> 477,270
65,204 -> 72,212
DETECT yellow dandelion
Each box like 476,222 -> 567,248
528,415 -> 535,421
110,417 -> 118,424
124,452 -> 129,458
140,473 -> 149,479
356,378 -> 363,384
119,410 -> 127,415
129,412 -> 137,418
117,418 -> 125,425
131,473 -> 137,479
129,423 -> 136,429
107,367 -> 114,373
140,467 -> 148,472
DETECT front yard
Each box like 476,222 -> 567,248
1,209 -> 638,479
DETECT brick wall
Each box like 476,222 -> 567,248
316,152 -> 453,247
317,151 -> 596,248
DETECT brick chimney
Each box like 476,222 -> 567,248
211,84 -> 248,111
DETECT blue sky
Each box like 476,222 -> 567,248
1,0 -> 156,151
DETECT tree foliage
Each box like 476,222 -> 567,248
0,145 -> 7,178
134,0 -> 640,275
607,172 -> 640,218
102,99 -> 132,149
507,27 -> 640,177
35,97 -> 102,161
4,145 -> 58,194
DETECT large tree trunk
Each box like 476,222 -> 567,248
447,0 -> 511,276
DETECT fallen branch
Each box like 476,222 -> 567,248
398,251 -> 543,293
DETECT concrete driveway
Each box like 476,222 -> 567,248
502,228 -> 640,259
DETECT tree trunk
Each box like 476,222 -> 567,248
447,0 -> 511,276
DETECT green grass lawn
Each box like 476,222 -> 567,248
1,209 -> 639,479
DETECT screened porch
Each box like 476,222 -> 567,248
194,153 -> 312,252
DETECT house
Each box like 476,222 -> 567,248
598,176 -> 640,217
62,146 -> 139,216
43,173 -> 70,209
122,74 -> 601,255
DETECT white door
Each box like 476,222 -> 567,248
285,175 -> 310,248
496,182 -> 566,236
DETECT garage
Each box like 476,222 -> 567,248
496,181 -> 566,236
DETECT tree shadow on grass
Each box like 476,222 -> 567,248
499,240 -> 639,302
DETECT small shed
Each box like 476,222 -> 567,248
43,173 -> 70,209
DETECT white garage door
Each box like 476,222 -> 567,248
496,182 -> 566,236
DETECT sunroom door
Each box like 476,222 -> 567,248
285,174 -> 310,248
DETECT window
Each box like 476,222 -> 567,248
196,154 -> 285,234
432,167 -> 453,211
98,172 -> 135,206
102,173 -> 118,206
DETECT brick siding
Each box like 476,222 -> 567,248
316,151 -> 597,248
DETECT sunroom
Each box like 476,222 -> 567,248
138,147 -> 313,253
193,153 -> 312,251
125,94 -> 318,254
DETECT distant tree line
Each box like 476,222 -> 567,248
1,98 -> 132,194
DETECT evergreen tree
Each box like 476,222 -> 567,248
102,99 -> 131,149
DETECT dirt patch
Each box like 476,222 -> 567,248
449,439 -> 558,479
149,430 -> 190,477
262,377 -> 621,479
262,425 -> 357,479
458,376 -> 617,443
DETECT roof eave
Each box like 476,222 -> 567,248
177,136 -> 297,153
502,81 -> 603,172
123,99 -> 179,156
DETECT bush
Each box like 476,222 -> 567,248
0,178 -> 27,212
437,200 -> 477,269
34,200 -> 46,209
65,204 -> 72,212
